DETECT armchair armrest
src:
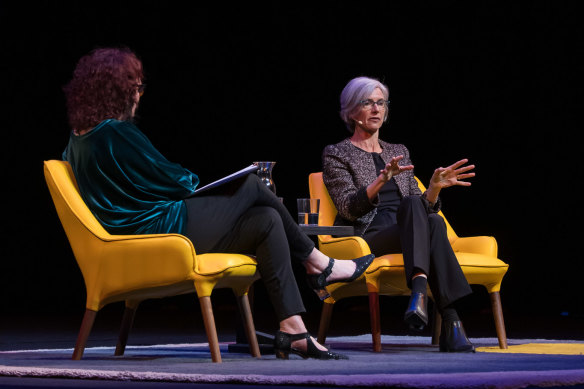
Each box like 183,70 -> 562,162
451,235 -> 498,257
83,234 -> 196,310
318,235 -> 371,260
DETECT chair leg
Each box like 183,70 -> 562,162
235,294 -> 261,358
115,301 -> 140,356
72,309 -> 97,360
368,292 -> 381,352
490,291 -> 508,349
199,296 -> 222,363
235,284 -> 255,344
317,302 -> 334,345
431,308 -> 442,346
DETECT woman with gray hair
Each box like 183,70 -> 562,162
322,76 -> 476,352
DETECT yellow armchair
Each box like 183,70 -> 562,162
309,172 -> 508,351
44,160 -> 261,363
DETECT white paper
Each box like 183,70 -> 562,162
193,164 -> 259,194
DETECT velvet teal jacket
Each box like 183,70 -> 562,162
62,119 -> 199,235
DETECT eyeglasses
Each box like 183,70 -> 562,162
136,83 -> 146,96
359,99 -> 390,110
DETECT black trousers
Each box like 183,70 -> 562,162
183,174 -> 315,321
363,196 -> 472,310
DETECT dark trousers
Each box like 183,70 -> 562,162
363,196 -> 471,310
183,174 -> 315,321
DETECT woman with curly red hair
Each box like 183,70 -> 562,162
61,47 -> 373,360
64,47 -> 144,133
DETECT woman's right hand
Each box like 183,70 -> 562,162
379,155 -> 414,182
367,155 -> 414,200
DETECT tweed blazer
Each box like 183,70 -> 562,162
322,138 -> 440,237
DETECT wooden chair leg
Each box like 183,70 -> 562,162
115,301 -> 140,356
317,302 -> 334,345
72,309 -> 97,360
235,294 -> 261,358
490,291 -> 508,349
235,284 -> 255,344
199,296 -> 222,362
431,308 -> 442,346
368,292 -> 381,352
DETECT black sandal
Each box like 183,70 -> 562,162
306,254 -> 374,300
274,330 -> 348,360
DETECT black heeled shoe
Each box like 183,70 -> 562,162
403,292 -> 428,331
306,254 -> 374,300
439,320 -> 475,353
274,330 -> 348,360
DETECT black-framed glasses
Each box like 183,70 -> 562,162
359,99 -> 389,110
136,83 -> 146,96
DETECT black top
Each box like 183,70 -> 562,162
366,152 -> 402,231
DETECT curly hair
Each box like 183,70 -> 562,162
63,47 -> 144,131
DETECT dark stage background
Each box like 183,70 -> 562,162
1,2 -> 582,336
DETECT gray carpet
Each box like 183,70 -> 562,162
2,335 -> 583,388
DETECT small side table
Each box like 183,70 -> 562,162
298,225 -> 355,236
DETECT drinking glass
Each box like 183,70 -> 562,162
297,198 -> 320,225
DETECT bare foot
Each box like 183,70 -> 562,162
325,259 -> 357,283
305,254 -> 357,283
291,336 -> 328,352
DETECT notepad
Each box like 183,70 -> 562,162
192,164 -> 259,195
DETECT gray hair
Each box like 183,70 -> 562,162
339,76 -> 389,133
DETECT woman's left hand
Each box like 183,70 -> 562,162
429,159 -> 476,190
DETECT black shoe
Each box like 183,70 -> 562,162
306,254 -> 374,300
274,330 -> 348,360
404,292 -> 428,331
439,320 -> 475,352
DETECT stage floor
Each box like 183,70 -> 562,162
1,303 -> 583,389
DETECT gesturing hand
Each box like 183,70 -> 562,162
429,159 -> 476,190
379,155 -> 414,182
